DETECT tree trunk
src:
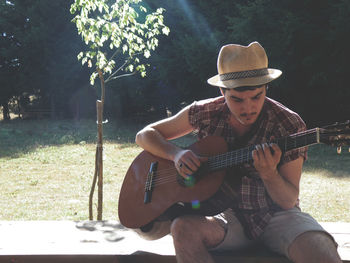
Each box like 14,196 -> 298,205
89,146 -> 99,220
96,100 -> 103,220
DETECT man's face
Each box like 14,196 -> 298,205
222,86 -> 266,127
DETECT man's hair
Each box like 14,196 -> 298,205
220,84 -> 267,94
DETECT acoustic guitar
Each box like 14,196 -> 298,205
118,121 -> 350,229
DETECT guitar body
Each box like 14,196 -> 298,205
118,136 -> 228,228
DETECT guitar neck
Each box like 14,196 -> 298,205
207,128 -> 321,171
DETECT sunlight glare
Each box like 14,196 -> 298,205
175,0 -> 217,45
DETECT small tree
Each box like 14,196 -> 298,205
70,0 -> 169,220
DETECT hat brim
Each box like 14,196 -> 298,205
207,68 -> 282,88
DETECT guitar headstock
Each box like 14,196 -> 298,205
320,120 -> 350,152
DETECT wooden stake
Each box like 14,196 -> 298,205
89,69 -> 105,221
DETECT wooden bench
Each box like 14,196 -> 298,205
0,221 -> 348,262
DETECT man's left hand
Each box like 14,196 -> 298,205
252,143 -> 282,181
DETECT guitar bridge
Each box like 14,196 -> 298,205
144,162 -> 158,204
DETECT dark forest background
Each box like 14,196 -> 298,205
1,0 -> 349,127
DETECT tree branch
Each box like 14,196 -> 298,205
106,71 -> 136,83
105,59 -> 129,83
105,52 -> 143,83
108,48 -> 121,62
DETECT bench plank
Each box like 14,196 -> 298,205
0,221 -> 348,262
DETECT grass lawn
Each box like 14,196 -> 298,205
0,118 -> 349,222
300,145 -> 350,221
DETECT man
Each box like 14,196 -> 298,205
135,42 -> 341,263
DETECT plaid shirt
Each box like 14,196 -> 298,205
188,96 -> 307,239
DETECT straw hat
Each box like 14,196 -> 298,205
207,42 -> 282,88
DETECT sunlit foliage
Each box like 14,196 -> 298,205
70,0 -> 169,85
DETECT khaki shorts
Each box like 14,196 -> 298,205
211,207 -> 336,259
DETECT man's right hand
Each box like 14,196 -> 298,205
174,149 -> 207,178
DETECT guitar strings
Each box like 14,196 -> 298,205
207,128 -> 319,169
162,129 -> 318,175
209,130 -> 318,171
149,129 -> 321,187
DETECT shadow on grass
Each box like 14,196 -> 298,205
0,118 -> 143,159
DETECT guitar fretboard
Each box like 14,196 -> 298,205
207,128 -> 320,171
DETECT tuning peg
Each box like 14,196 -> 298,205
337,146 -> 342,154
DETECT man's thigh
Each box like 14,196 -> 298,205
210,208 -> 255,251
260,207 -> 337,260
288,231 -> 341,263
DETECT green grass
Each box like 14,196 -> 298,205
0,118 -> 349,222
300,145 -> 350,221
0,118 -> 143,220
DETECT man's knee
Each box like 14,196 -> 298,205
170,216 -> 197,242
289,231 -> 341,263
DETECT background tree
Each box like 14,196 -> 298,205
70,0 -> 169,220
0,0 -> 26,120
0,0 -> 88,119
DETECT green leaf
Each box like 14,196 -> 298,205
81,57 -> 88,65
90,72 -> 98,85
122,44 -> 128,53
126,64 -> 134,72
139,6 -> 147,13
162,26 -> 170,35
77,51 -> 84,60
144,50 -> 150,58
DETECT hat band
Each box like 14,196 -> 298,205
219,68 -> 268,81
